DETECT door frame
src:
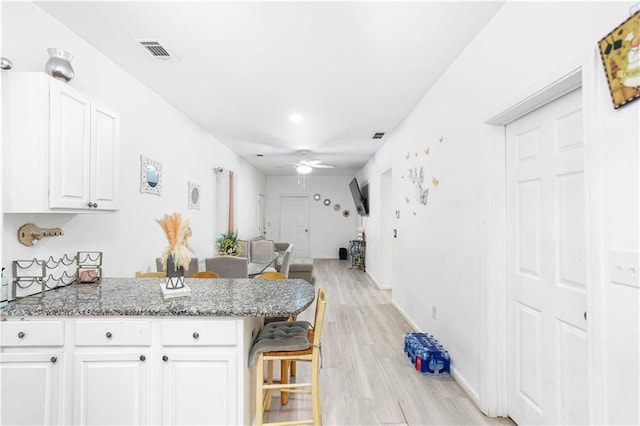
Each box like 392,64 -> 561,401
479,50 -> 605,422
379,168 -> 393,290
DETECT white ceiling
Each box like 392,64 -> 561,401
37,1 -> 504,176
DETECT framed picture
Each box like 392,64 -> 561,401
188,181 -> 200,209
140,155 -> 162,196
598,11 -> 640,109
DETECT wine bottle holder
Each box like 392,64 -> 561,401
11,251 -> 102,299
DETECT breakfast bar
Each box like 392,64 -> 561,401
0,278 -> 315,425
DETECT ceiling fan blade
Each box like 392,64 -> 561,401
312,164 -> 335,168
305,160 -> 322,166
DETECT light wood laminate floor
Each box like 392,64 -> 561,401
262,259 -> 513,425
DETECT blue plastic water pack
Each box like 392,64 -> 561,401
403,332 -> 450,375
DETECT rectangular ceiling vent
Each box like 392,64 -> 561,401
136,40 -> 178,61
372,132 -> 385,139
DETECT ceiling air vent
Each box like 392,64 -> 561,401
372,132 -> 385,139
136,40 -> 177,61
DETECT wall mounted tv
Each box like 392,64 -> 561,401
349,177 -> 369,216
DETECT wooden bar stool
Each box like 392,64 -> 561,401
251,288 -> 326,425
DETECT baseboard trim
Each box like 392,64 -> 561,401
451,366 -> 481,409
366,271 -> 391,291
390,299 -> 420,332
389,298 -> 484,413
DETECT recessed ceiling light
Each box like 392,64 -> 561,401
289,114 -> 303,123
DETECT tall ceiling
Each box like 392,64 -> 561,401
37,1 -> 504,176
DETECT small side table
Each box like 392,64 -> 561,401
349,240 -> 366,272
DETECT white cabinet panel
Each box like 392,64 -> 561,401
0,352 -> 63,425
73,351 -> 151,425
75,320 -> 151,346
161,351 -> 237,425
91,102 -> 119,210
1,320 -> 64,347
161,319 -> 237,346
49,82 -> 92,209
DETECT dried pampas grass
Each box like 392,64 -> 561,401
157,212 -> 193,272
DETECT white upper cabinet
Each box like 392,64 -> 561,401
2,72 -> 119,212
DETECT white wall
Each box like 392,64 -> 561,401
1,2 -> 265,277
265,175 -> 359,258
359,2 -> 638,423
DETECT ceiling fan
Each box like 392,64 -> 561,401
279,152 -> 335,188
281,152 -> 335,175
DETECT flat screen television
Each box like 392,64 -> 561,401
349,177 -> 369,216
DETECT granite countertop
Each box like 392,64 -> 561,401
0,278 -> 316,317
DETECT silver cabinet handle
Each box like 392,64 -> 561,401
17,331 -> 25,339
162,355 -> 169,362
193,332 -> 199,339
50,356 -> 57,363
106,331 -> 112,338
139,355 -> 146,362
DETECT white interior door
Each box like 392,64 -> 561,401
280,196 -> 309,257
506,89 -> 588,425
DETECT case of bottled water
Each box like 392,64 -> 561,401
403,332 -> 450,375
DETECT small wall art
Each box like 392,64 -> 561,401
408,166 -> 428,205
140,155 -> 162,196
188,181 -> 200,210
598,11 -> 640,108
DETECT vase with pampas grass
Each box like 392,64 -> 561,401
157,212 -> 193,297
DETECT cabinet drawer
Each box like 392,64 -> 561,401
75,320 -> 151,346
162,320 -> 237,346
1,320 -> 64,347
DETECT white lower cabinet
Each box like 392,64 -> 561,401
161,351 -> 237,425
0,352 -> 64,425
0,319 -> 65,425
73,351 -> 151,425
0,317 -> 248,425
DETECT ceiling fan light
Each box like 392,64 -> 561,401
297,165 -> 312,174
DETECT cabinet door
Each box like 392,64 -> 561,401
49,81 -> 92,209
90,102 -> 119,210
1,352 -> 63,425
73,351 -> 151,425
161,351 -> 237,425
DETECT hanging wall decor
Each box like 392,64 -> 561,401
188,182 -> 200,209
598,11 -> 640,108
408,166 -> 428,205
140,155 -> 162,196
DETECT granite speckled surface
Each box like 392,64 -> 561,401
0,278 -> 315,318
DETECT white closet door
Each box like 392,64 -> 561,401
507,89 -> 588,425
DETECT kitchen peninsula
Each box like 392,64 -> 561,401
0,278 -> 315,425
